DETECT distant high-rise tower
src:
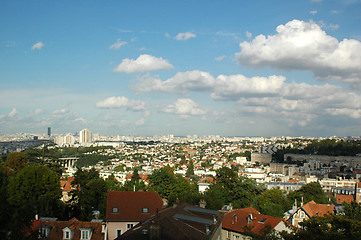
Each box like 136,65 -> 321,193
79,129 -> 92,143
48,127 -> 51,138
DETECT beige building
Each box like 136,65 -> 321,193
319,178 -> 357,192
79,128 -> 92,144
251,153 -> 272,165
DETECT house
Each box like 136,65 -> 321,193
335,194 -> 354,205
116,202 -> 224,240
60,176 -> 77,203
31,217 -> 105,240
106,191 -> 164,240
222,207 -> 294,240
289,200 -> 335,228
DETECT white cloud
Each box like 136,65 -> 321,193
32,42 -> 44,50
109,39 -> 128,50
309,10 -> 318,15
114,54 -> 173,73
96,96 -> 146,111
135,118 -> 145,126
246,31 -> 252,38
162,98 -> 206,117
132,70 -> 215,94
326,108 -> 361,118
211,75 -> 286,100
236,19 -> 361,87
175,32 -> 196,40
8,108 -> 18,117
215,55 -> 226,61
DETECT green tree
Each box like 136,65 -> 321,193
186,160 -> 194,178
106,174 -> 122,191
288,182 -> 328,205
0,166 -> 12,239
282,215 -> 361,240
4,152 -> 28,174
7,165 -> 63,239
168,175 -> 201,205
255,188 -> 290,217
204,167 -> 265,210
131,168 -> 141,183
148,168 -> 176,199
343,201 -> 361,221
71,169 -> 107,220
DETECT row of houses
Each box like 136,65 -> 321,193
30,190 -> 341,240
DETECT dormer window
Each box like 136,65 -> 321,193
142,207 -> 149,213
64,230 -> 71,239
39,226 -> 50,238
81,229 -> 90,239
63,227 -> 73,240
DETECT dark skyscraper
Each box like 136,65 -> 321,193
48,127 -> 51,138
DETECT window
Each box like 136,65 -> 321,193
127,224 -> 134,230
116,230 -> 122,237
142,229 -> 148,235
142,207 -> 149,213
64,231 -> 70,239
81,230 -> 90,240
300,211 -> 305,218
112,207 -> 119,213
234,236 -> 240,240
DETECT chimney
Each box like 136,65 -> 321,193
199,199 -> 207,208
292,199 -> 297,213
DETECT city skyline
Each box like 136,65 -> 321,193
1,0 -> 361,137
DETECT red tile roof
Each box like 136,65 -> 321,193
301,200 -> 335,217
30,217 -> 104,240
106,191 -> 164,222
60,176 -> 76,191
222,207 -> 292,237
335,194 -> 354,204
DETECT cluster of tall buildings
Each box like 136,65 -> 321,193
54,129 -> 92,147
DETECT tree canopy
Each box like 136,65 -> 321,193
204,167 -> 265,210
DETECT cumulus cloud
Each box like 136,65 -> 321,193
162,98 -> 206,118
114,54 -> 173,73
96,96 -> 146,111
32,42 -> 44,50
246,31 -> 252,38
215,55 -> 226,61
132,68 -> 361,127
8,108 -> 18,117
175,32 -> 196,40
132,70 -> 216,94
236,19 -> 361,87
211,75 -> 286,100
109,39 -> 128,50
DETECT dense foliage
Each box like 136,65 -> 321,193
204,167 -> 265,210
274,139 -> 361,162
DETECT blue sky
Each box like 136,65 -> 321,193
0,0 -> 361,137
